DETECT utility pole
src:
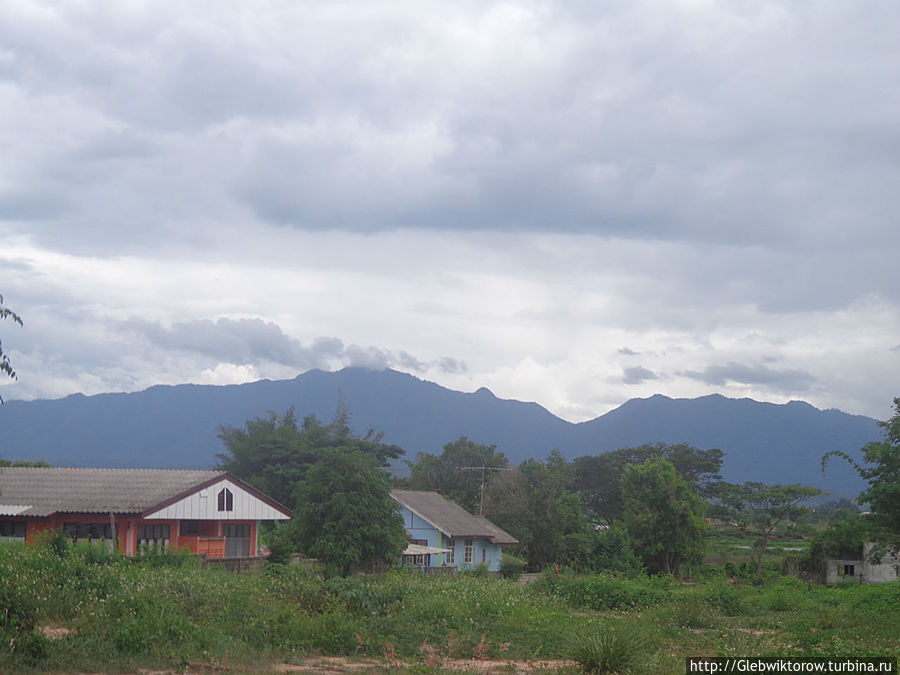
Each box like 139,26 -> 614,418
458,465 -> 515,516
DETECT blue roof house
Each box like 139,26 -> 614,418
390,490 -> 518,572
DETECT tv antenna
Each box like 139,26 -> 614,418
458,465 -> 515,515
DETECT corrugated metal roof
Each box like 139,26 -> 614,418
390,489 -> 519,545
0,467 -> 225,517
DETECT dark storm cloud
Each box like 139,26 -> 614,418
681,362 -> 815,390
622,366 -> 658,385
120,318 -> 336,367
2,0 -> 898,282
116,318 -> 464,375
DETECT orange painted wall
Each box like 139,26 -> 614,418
21,516 -> 260,559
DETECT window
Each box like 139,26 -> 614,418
482,548 -> 487,564
223,523 -> 251,557
217,487 -> 234,512
841,564 -> 855,576
0,520 -> 26,541
137,524 -> 170,553
445,540 -> 455,565
63,522 -> 116,542
180,520 -> 200,536
464,539 -> 474,565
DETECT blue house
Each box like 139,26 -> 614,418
390,490 -> 518,572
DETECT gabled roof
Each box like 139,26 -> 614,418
0,467 -> 291,519
391,489 -> 518,545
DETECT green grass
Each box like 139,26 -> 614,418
0,541 -> 898,673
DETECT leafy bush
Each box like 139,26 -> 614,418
536,571 -> 672,610
134,544 -> 198,567
703,583 -> 747,616
265,523 -> 296,565
499,553 -> 526,580
670,596 -> 716,629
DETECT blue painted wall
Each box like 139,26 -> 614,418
397,504 -> 503,572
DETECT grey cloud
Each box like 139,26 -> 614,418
436,357 -> 467,374
619,348 -> 640,356
681,362 -> 816,390
623,366 -> 658,385
118,318 -> 449,376
120,318 -> 339,368
396,351 -> 427,373
0,189 -> 70,221
5,2 -> 897,253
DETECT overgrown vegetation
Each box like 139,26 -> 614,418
1,539 -> 897,673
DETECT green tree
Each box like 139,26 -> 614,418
711,481 -> 821,582
621,458 -> 706,576
217,406 -> 404,507
0,293 -> 23,403
576,524 -> 644,577
802,512 -> 872,578
406,436 -> 508,513
293,450 -> 407,577
485,451 -> 591,570
572,443 -> 723,524
823,397 -> 900,556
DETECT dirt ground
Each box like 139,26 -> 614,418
120,656 -> 573,674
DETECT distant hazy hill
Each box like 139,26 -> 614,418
0,368 -> 880,496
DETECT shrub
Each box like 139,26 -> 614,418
0,579 -> 37,637
536,571 -> 672,610
568,626 -> 644,674
266,524 -> 296,566
703,583 -> 746,616
499,554 -> 526,580
671,596 -> 716,629
45,528 -> 70,558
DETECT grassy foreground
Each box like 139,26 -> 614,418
1,542 -> 898,673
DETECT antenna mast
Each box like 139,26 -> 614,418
458,465 -> 514,516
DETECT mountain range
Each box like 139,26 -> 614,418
0,367 -> 881,497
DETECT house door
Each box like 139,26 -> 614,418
223,523 -> 251,558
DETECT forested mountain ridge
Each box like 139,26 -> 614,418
0,367 -> 879,495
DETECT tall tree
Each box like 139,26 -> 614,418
823,397 -> 900,556
217,406 -> 404,507
406,436 -> 508,514
621,458 -> 706,576
293,450 -> 407,577
711,481 -> 821,582
572,443 -> 723,524
485,451 -> 590,570
0,294 -> 23,403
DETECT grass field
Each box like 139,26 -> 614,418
1,540 -> 897,673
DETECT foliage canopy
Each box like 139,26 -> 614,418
293,449 -> 407,577
406,436 -> 508,514
217,405 -> 404,507
621,458 -> 706,576
572,443 -> 723,524
0,293 -> 23,403
823,397 -> 900,555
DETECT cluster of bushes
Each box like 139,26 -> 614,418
2,536 -> 898,672
534,569 -> 675,610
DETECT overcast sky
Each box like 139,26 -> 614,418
1,1 -> 898,423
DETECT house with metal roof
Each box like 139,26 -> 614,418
390,489 -> 518,572
0,467 -> 291,558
